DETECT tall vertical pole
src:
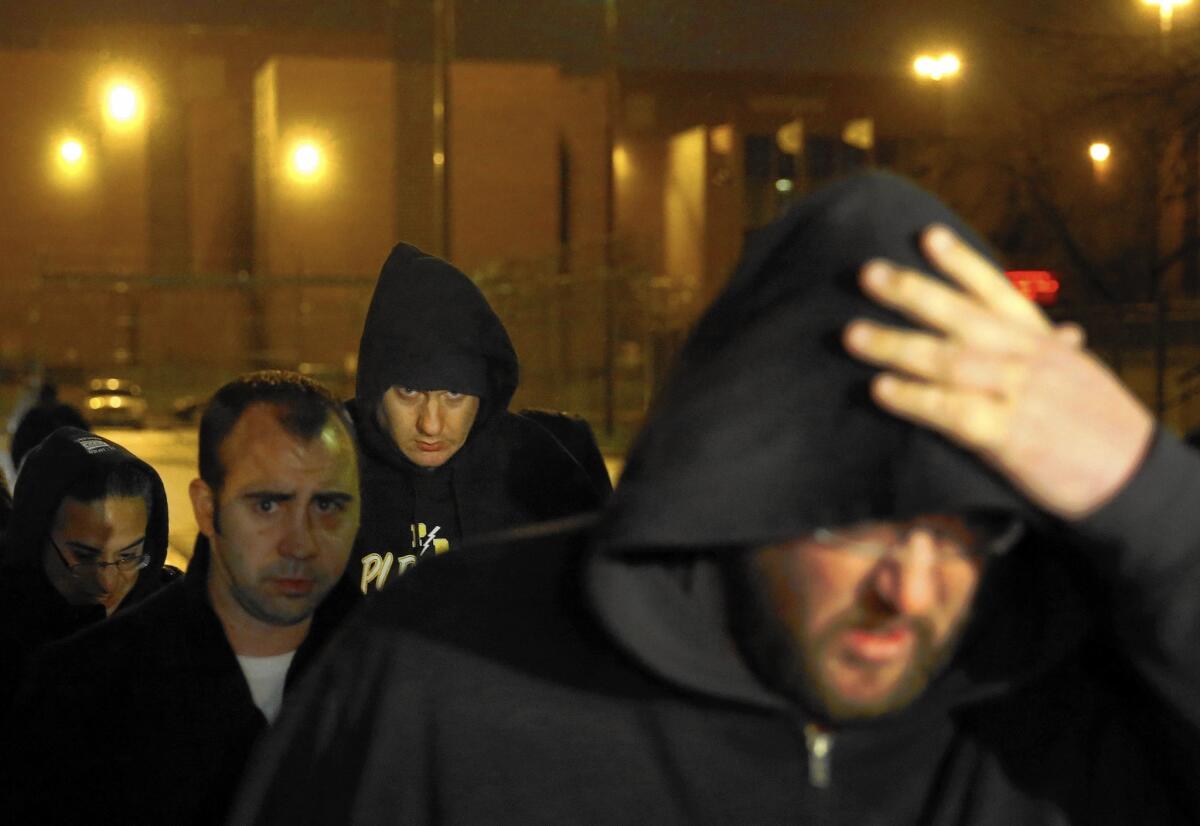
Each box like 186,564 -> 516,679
602,0 -> 619,437
432,0 -> 455,258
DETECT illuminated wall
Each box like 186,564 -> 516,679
661,124 -> 742,304
0,49 -> 151,366
253,56 -> 397,279
663,126 -> 707,292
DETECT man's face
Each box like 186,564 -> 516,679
196,404 -> 359,630
737,516 -> 988,721
42,495 -> 149,615
378,386 -> 481,468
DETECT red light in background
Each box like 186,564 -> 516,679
1005,270 -> 1060,306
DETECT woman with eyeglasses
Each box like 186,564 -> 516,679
0,426 -> 175,710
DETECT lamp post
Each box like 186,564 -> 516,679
289,141 -> 325,183
912,53 -> 962,82
913,51 -> 962,136
1139,0 -> 1196,416
1089,141 -> 1112,184
602,0 -> 619,437
1144,0 -> 1192,35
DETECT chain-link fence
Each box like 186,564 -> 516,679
19,250 -> 701,450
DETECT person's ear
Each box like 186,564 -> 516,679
189,478 -> 217,539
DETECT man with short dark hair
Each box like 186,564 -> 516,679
231,174 -> 1199,825
351,244 -> 608,594
3,371 -> 361,826
0,426 -> 172,710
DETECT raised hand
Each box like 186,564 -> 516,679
843,225 -> 1154,520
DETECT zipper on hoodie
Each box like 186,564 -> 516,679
804,723 -> 834,789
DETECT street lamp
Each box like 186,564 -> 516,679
1089,141 -> 1112,183
288,139 -> 327,185
913,53 -> 962,81
51,134 -> 90,184
1144,0 -> 1192,35
914,52 -> 963,137
105,82 -> 140,125
59,138 -> 85,167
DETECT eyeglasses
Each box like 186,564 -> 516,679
811,513 -> 1023,562
49,535 -> 150,577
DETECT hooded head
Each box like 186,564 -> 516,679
1,427 -> 170,615
355,244 -> 519,468
601,171 -> 1029,552
589,172 -> 1067,724
11,402 -> 89,474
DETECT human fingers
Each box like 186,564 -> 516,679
921,225 -> 1052,332
1054,322 -> 1086,349
844,320 -> 1030,396
860,261 -> 1041,354
869,373 -> 1009,452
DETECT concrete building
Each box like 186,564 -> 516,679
0,24 -> 952,430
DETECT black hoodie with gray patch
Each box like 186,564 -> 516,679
231,173 -> 1200,825
0,427 -> 173,710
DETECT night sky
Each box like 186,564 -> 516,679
0,0 -> 1177,76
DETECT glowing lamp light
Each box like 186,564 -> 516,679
1006,270 -> 1061,306
613,144 -> 631,179
1144,0 -> 1192,34
1089,142 -> 1112,163
913,53 -> 962,81
775,178 -> 794,193
291,142 -> 323,179
106,83 -> 139,124
59,139 -> 84,166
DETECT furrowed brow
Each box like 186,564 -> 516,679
242,491 -> 296,502
314,491 -> 355,504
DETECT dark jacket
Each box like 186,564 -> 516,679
0,427 -> 172,710
351,243 -> 606,594
230,173 -> 1200,825
1,541 -> 358,826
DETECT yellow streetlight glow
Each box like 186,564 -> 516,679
913,52 -> 962,81
106,83 -> 139,123
613,144 -> 630,179
1144,0 -> 1192,34
1089,141 -> 1113,184
59,138 -> 84,166
291,142 -> 322,178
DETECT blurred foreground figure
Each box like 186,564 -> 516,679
351,244 -> 607,594
3,372 -> 361,826
0,427 -> 170,710
231,173 -> 1197,825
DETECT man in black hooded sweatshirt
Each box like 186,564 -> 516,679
230,172 -> 1200,825
0,426 -> 172,711
351,243 -> 607,595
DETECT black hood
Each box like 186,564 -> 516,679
355,243 -> 519,466
0,427 -> 170,603
601,171 -> 1032,554
587,172 -> 1087,716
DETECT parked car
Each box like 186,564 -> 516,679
85,378 -> 148,428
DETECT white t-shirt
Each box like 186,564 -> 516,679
236,650 -> 297,724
